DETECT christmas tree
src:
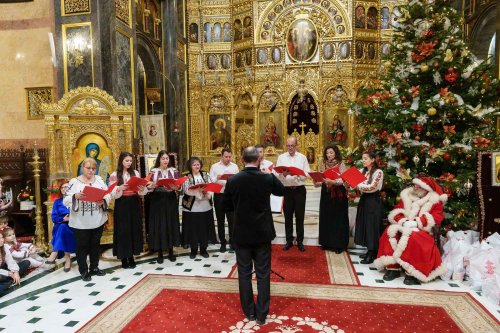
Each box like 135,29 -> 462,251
350,0 -> 499,230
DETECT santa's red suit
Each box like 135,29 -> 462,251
374,177 -> 448,282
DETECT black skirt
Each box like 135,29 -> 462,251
182,209 -> 213,250
318,184 -> 349,250
148,190 -> 181,250
354,191 -> 382,252
113,195 -> 144,258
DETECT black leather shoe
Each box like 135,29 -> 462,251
81,272 -> 92,281
403,275 -> 421,285
256,318 -> 266,325
128,258 -> 136,269
282,243 -> 292,251
190,252 -> 196,259
383,270 -> 401,281
121,259 -> 129,269
90,268 -> 106,276
360,255 -> 375,264
220,244 -> 227,253
297,243 -> 305,252
157,251 -> 164,264
359,252 -> 368,259
168,253 -> 176,262
245,315 -> 255,321
200,251 -> 209,258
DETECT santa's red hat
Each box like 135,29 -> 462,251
412,177 -> 448,202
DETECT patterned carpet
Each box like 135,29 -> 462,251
229,245 -> 359,285
79,275 -> 499,333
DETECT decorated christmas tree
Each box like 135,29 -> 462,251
350,0 -> 499,230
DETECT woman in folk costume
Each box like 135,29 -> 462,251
314,145 -> 349,253
147,150 -> 181,263
181,157 -> 215,259
374,176 -> 448,285
109,152 -> 148,269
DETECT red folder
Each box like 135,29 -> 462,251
273,166 -> 307,177
188,182 -> 223,193
324,167 -> 341,180
81,182 -> 116,202
156,176 -> 189,189
218,173 -> 235,181
308,171 -> 325,183
126,176 -> 149,192
340,167 -> 367,188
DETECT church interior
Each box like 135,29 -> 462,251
0,0 -> 499,332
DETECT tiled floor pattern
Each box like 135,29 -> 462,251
0,245 -> 498,332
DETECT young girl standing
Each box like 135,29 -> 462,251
354,151 -> 384,264
181,157 -> 214,259
110,152 -> 148,269
147,150 -> 181,263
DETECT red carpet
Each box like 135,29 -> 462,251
80,276 -> 499,333
230,245 -> 336,284
121,289 -> 462,332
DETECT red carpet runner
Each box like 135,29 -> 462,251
121,288 -> 462,333
230,244 -> 333,284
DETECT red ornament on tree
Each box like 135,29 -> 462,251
445,68 -> 459,83
442,153 -> 451,160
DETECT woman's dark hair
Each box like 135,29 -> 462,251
116,152 -> 136,185
154,150 -> 172,169
187,157 -> 203,173
362,150 -> 378,183
323,145 -> 342,163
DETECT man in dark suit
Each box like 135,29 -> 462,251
224,146 -> 285,325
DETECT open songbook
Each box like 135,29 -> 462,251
308,166 -> 367,188
126,176 -> 150,192
156,176 -> 189,190
273,166 -> 307,177
187,183 -> 223,193
81,182 -> 116,202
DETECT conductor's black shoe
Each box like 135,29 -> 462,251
282,243 -> 292,251
89,268 -> 106,276
360,255 -> 375,264
121,259 -> 129,269
189,252 -> 196,259
297,243 -> 305,252
383,270 -> 401,281
220,244 -> 227,253
81,272 -> 92,281
403,275 -> 421,285
256,318 -> 266,325
128,258 -> 136,268
200,251 -> 209,258
245,315 -> 255,321
157,251 -> 164,264
168,253 -> 176,262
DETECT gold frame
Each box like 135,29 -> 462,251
25,87 -> 54,120
492,152 -> 500,186
61,0 -> 91,17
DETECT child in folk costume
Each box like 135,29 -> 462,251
354,151 -> 384,264
147,150 -> 181,263
0,232 -> 30,294
110,152 -> 148,269
181,157 -> 214,259
2,227 -> 44,269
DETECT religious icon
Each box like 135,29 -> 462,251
323,43 -> 333,60
336,25 -> 345,34
204,22 -> 212,43
221,54 -> 231,69
223,22 -> 231,42
75,141 -> 111,180
381,7 -> 390,30
234,19 -> 242,41
328,7 -> 338,16
367,7 -> 378,30
257,49 -> 267,64
210,117 -> 231,150
334,15 -> 343,24
214,23 -> 222,42
272,47 -> 281,63
368,43 -> 376,60
235,52 -> 243,68
243,16 -> 252,38
492,152 -> 500,186
381,43 -> 390,56
339,42 -> 350,59
262,115 -> 280,147
306,147 -> 316,164
355,41 -> 364,59
189,23 -> 198,43
245,49 -> 252,66
355,6 -> 366,29
207,55 -> 217,70
328,114 -> 346,144
286,19 -> 318,62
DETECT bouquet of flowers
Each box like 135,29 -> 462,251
43,186 -> 59,195
17,187 -> 33,203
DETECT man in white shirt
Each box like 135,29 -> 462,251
255,144 -> 273,174
209,148 -> 240,252
276,137 -> 310,251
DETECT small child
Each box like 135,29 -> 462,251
2,227 -> 45,269
0,232 -> 30,295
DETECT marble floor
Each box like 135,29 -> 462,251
1,187 -> 498,332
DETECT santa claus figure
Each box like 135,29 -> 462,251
374,177 -> 448,285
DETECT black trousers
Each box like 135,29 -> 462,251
234,243 -> 271,322
0,260 -> 30,295
71,225 -> 104,275
283,186 -> 306,244
213,193 -> 234,245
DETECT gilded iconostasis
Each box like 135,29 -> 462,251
186,0 -> 398,168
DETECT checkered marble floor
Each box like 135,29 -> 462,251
0,242 -> 498,332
